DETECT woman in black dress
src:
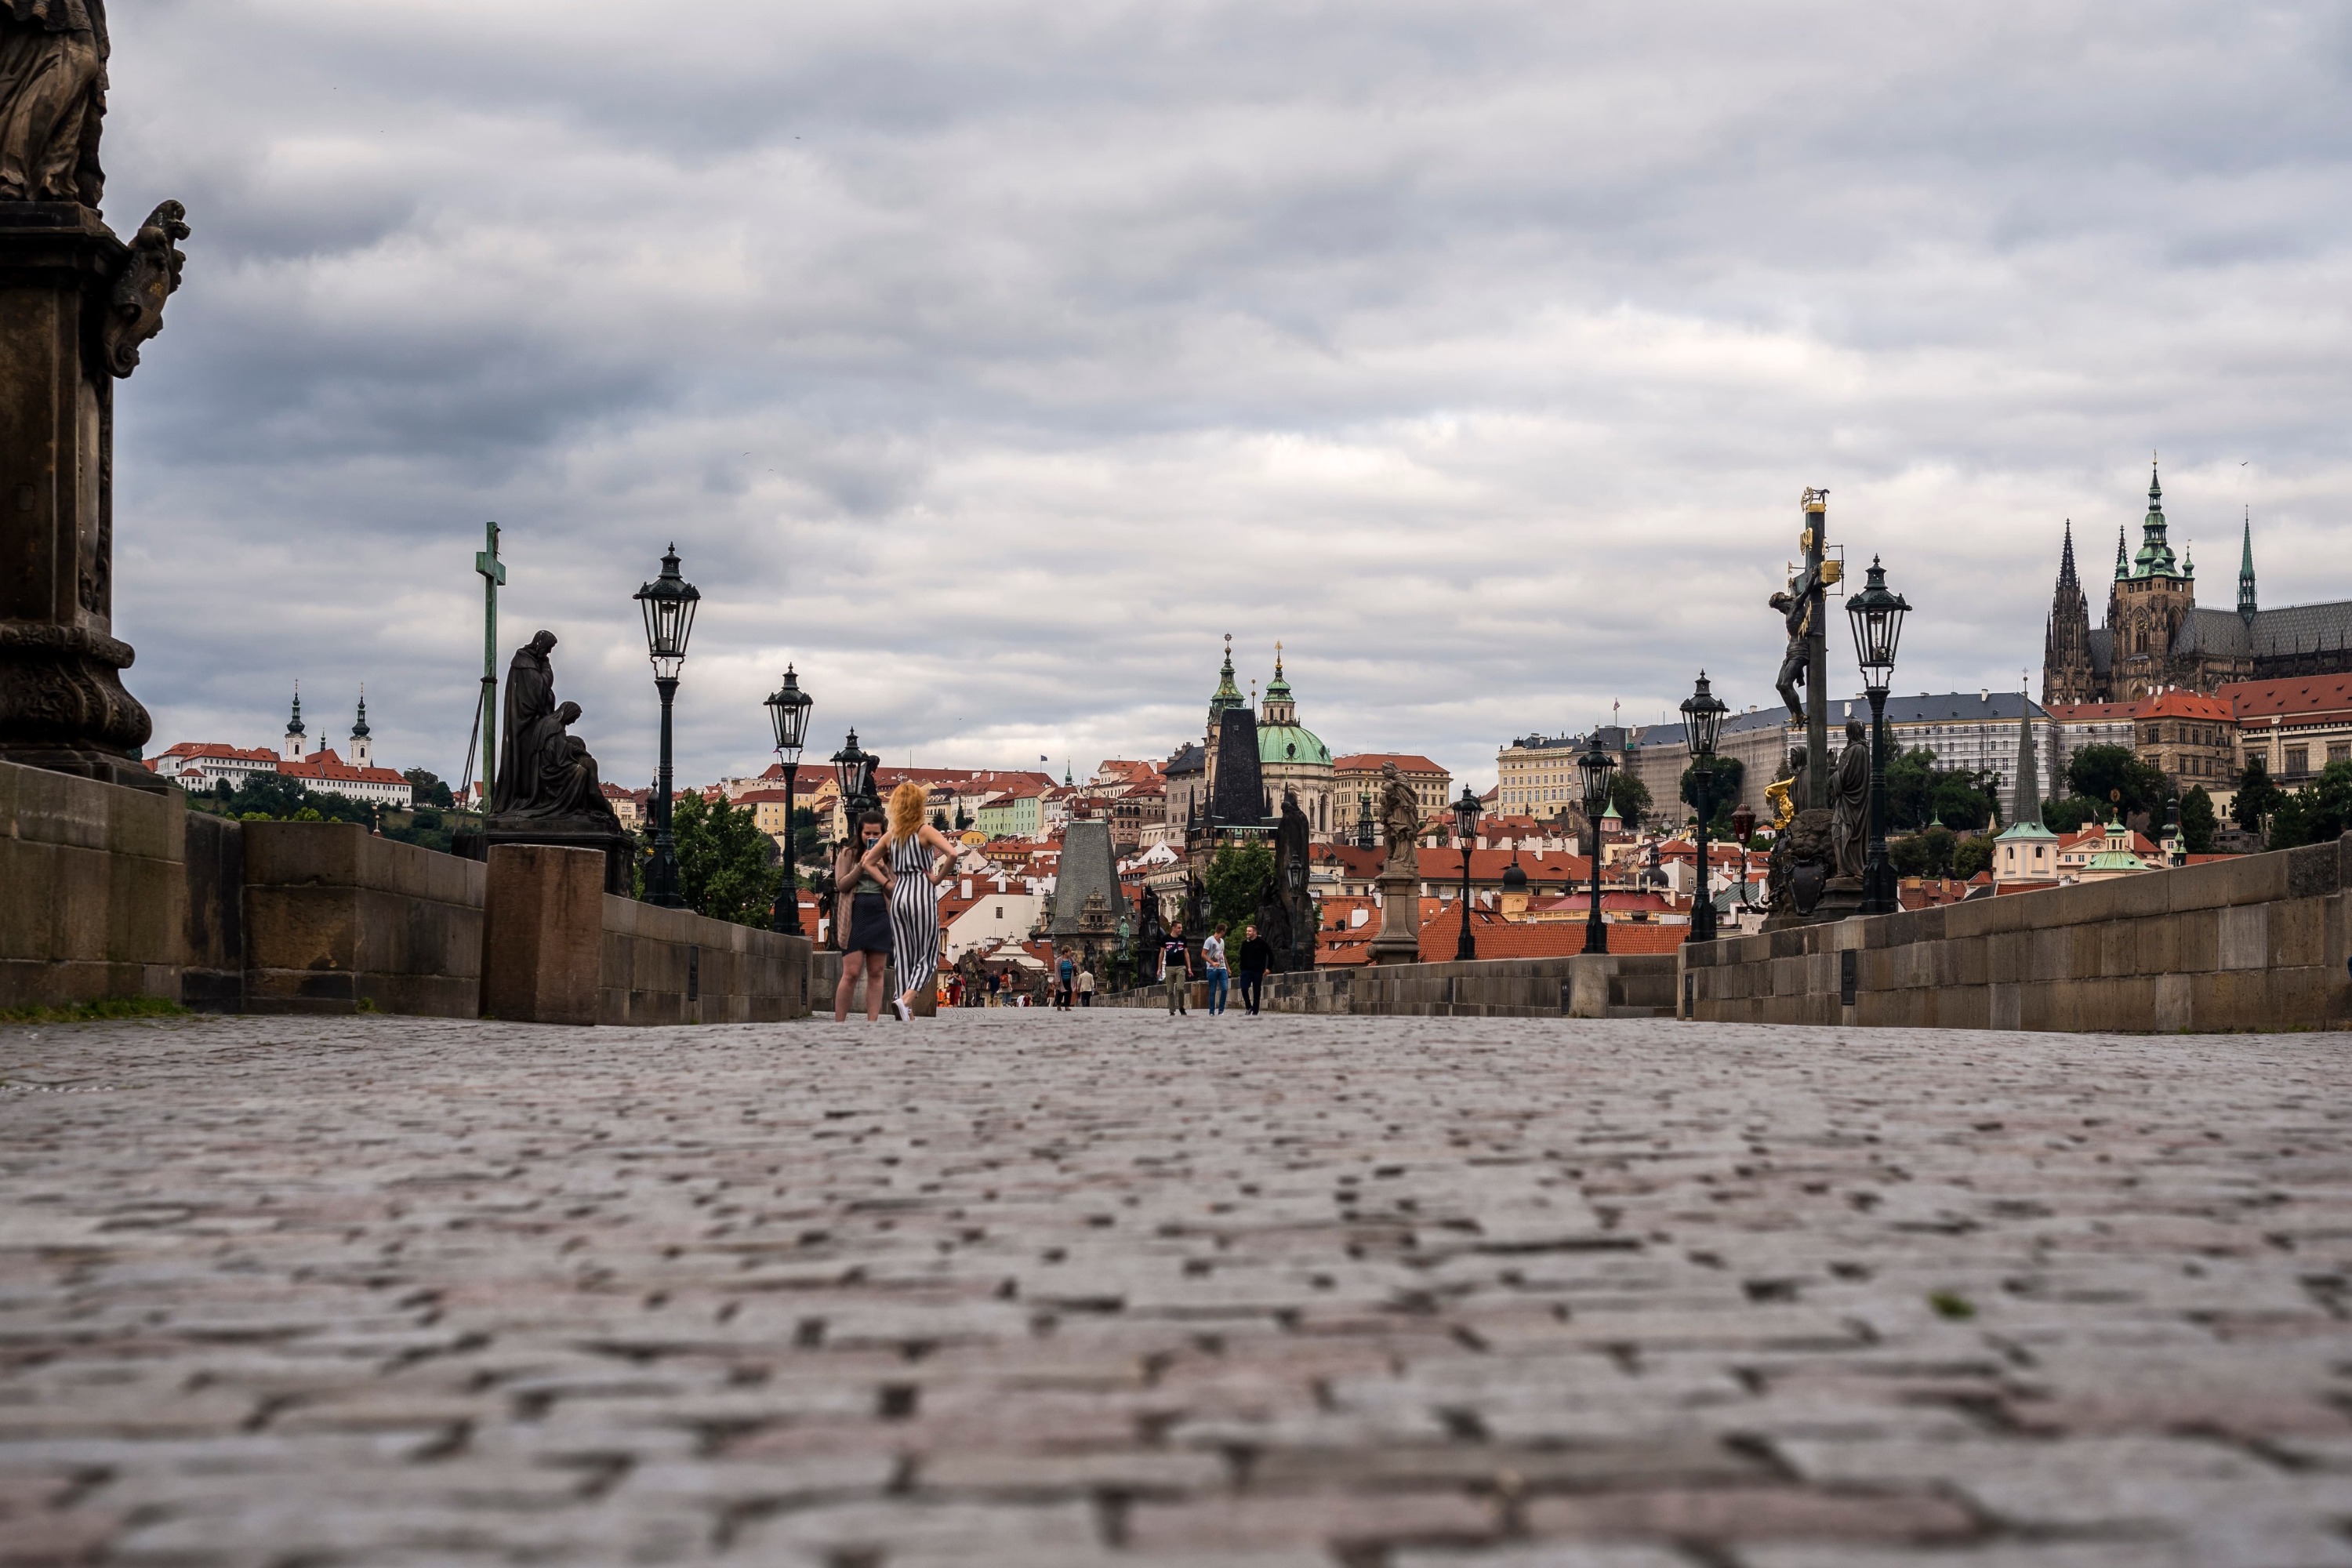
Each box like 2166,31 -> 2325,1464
832,811 -> 893,1022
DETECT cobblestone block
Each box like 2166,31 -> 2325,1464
3,1012 -> 2350,1564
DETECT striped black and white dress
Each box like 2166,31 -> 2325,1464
887,832 -> 940,990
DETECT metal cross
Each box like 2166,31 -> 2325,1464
474,521 -> 504,803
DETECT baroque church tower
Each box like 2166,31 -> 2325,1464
2041,520 -> 2096,705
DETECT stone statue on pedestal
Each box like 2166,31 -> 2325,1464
1829,718 -> 1871,883
469,630 -> 631,892
1377,762 -> 1419,875
0,0 -> 187,793
1256,786 -> 1314,971
0,0 -> 107,209
1367,763 -> 1425,965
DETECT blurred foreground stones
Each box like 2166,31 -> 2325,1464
2,1012 -> 2348,1566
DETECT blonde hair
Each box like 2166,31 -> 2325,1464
887,780 -> 928,844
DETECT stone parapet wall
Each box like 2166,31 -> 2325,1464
601,896 -> 809,1025
0,759 -> 183,1009
242,821 -> 486,1017
1101,953 -> 1677,1018
1681,833 -> 2352,1033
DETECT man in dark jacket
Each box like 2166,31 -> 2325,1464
1236,923 -> 1273,1016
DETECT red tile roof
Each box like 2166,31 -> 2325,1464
279,748 -> 408,786
1333,753 -> 1449,775
2219,674 -> 2352,722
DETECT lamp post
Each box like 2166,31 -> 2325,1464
633,545 -> 701,908
830,728 -> 879,817
1844,555 -> 1911,916
1681,671 -> 1728,944
1452,784 -> 1481,961
763,664 -> 812,935
1576,730 -> 1617,955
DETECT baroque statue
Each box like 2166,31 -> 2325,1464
0,0 -> 107,208
1257,786 -> 1314,971
1768,561 -> 1822,720
1828,717 -> 1871,882
1377,761 -> 1420,875
491,630 -> 621,832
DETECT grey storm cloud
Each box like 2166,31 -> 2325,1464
99,0 -> 2352,791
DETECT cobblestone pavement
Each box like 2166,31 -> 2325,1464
2,1012 -> 2350,1568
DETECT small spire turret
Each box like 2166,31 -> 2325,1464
2238,506 -> 2258,626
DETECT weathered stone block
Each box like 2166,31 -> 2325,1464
2169,849 -> 2287,913
2287,840 -> 2341,900
2270,896 -> 2327,969
481,845 -> 604,1025
2218,904 -> 2268,971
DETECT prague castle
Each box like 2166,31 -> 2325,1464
2042,463 -> 2352,704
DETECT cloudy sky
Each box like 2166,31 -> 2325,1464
106,1 -> 2352,793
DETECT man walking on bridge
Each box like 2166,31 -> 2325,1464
1160,921 -> 1193,1016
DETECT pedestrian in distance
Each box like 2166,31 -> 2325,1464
1202,924 -> 1230,1015
1078,966 -> 1096,1007
1057,951 -> 1076,1011
832,811 -> 893,1022
1237,922 -> 1272,1016
1161,921 -> 1193,1015
862,782 -> 960,1022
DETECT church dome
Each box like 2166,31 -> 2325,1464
1258,724 -> 1330,768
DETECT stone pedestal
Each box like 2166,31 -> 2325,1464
1367,862 -> 1421,965
461,821 -> 636,897
481,844 -> 605,1026
0,205 -> 162,791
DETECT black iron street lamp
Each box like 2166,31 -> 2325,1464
1577,729 -> 1618,956
1452,784 -> 1482,961
830,728 -> 879,818
1681,670 -> 1728,944
1845,555 -> 1911,916
634,544 -> 701,908
764,664 -> 812,935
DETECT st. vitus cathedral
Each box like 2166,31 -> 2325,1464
2042,463 -> 2352,704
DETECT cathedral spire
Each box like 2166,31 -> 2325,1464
2238,506 -> 2257,626
2113,524 -> 2128,580
2010,677 -> 2042,826
2056,518 -> 2078,592
2129,456 -> 2179,579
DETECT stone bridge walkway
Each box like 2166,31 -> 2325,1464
2,1012 -> 2349,1567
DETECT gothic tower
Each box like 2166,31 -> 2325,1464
2107,460 -> 2197,701
1202,633 -> 1243,799
2041,519 -> 2096,706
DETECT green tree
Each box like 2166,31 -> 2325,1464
2265,761 -> 2352,851
402,768 -> 456,810
1679,757 -> 1746,834
1203,841 -> 1275,935
2065,744 -> 2168,819
1951,835 -> 1994,880
2040,795 -> 2100,834
1888,824 -> 1955,879
2178,786 -> 2218,854
1883,747 -> 1941,833
670,789 -> 784,925
1929,771 -> 1997,832
1607,772 -> 1652,829
2233,757 -> 2283,834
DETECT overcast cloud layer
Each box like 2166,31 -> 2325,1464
102,1 -> 2352,792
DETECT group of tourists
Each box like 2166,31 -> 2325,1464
830,781 -> 959,1022
826,782 -> 1278,1023
1158,920 -> 1274,1017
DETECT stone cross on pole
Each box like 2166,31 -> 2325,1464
476,522 -> 505,801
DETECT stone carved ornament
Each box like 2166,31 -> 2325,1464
103,198 -> 184,375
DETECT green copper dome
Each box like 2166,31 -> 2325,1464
1258,723 -> 1331,768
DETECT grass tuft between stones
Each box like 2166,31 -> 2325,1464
0,996 -> 189,1026
1927,1290 -> 1976,1320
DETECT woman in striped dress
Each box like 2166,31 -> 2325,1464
861,781 -> 960,1021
